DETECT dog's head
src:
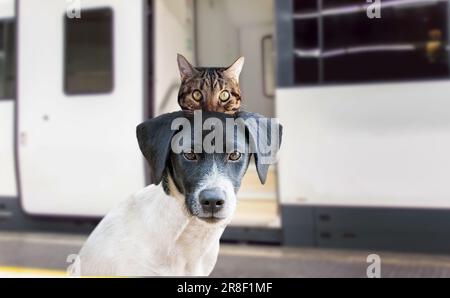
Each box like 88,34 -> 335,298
136,111 -> 282,224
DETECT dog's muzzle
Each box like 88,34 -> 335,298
198,188 -> 226,220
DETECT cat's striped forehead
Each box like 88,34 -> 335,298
197,68 -> 226,81
181,67 -> 235,91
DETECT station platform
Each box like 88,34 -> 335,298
1,231 -> 450,277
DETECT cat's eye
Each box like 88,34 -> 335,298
192,90 -> 203,102
183,150 -> 198,161
228,151 -> 242,161
219,90 -> 230,102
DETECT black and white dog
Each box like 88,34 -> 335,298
77,111 -> 282,276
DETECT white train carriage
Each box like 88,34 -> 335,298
0,0 -> 280,242
275,0 -> 450,251
0,0 -> 195,218
3,0 -> 450,252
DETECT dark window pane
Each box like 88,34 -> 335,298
293,0 -> 317,13
65,9 -> 113,94
294,58 -> 319,84
323,0 -> 363,9
293,16 -> 320,84
0,20 -> 16,99
294,19 -> 318,49
289,0 -> 450,86
323,1 -> 449,83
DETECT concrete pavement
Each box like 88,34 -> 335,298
1,231 -> 450,277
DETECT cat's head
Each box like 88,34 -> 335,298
177,54 -> 244,114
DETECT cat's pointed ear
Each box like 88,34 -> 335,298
224,57 -> 245,82
177,54 -> 198,81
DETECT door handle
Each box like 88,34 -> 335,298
261,34 -> 275,99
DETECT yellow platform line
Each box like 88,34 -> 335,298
0,266 -> 66,277
0,266 -> 124,278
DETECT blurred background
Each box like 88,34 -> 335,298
2,0 -> 450,277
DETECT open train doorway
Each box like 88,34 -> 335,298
195,0 -> 279,229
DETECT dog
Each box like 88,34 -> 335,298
76,111 -> 282,276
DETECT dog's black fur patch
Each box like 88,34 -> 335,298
136,111 -> 282,216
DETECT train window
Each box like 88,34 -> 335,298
279,0 -> 450,86
64,8 -> 113,94
0,20 -> 16,99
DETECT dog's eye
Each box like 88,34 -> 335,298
228,151 -> 242,161
192,90 -> 203,102
183,151 -> 198,161
219,90 -> 230,102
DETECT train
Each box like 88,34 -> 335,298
1,0 -> 450,252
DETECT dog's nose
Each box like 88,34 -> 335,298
199,188 -> 225,214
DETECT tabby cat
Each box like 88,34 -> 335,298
177,54 -> 244,114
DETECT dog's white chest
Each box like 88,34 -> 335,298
150,243 -> 220,276
78,184 -> 224,276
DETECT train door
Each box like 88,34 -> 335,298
196,0 -> 279,230
17,0 -> 146,216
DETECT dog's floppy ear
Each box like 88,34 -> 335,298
136,111 -> 184,184
236,111 -> 283,184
